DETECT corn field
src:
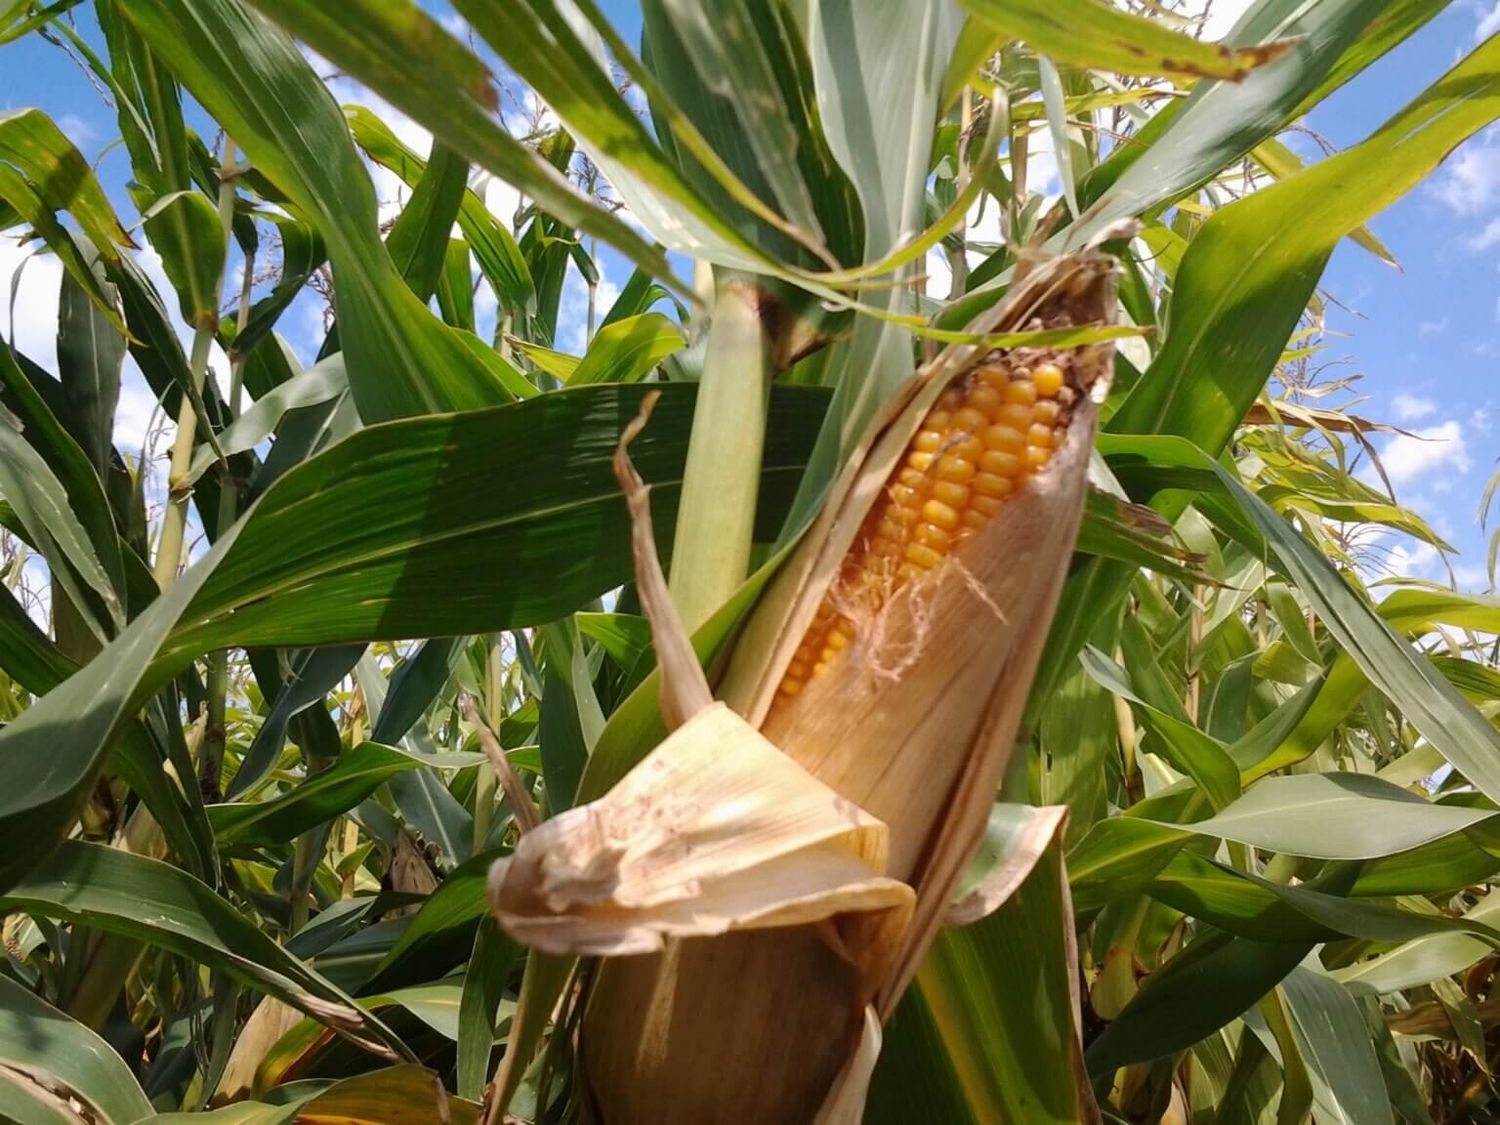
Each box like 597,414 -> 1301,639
0,0 -> 1498,1121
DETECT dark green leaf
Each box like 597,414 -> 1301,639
0,973 -> 153,1125
0,841 -> 410,1060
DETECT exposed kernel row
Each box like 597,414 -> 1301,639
776,359 -> 1072,700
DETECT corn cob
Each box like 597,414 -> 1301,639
500,249 -> 1119,1125
776,359 -> 1073,700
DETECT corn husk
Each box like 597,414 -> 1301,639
493,246 -> 1121,1123
487,701 -> 914,960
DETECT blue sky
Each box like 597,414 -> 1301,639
0,0 -> 1495,593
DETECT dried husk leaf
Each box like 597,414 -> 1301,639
487,701 -> 914,957
215,996 -> 303,1102
812,1006 -> 881,1125
485,394 -> 916,1121
581,249 -> 1117,1122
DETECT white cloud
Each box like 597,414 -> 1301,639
1472,404 -> 1493,432
1392,393 -> 1437,421
1478,0 -> 1500,41
1472,217 -> 1500,252
925,248 -> 953,301
0,235 -> 63,371
1431,126 -> 1500,215
1375,420 -> 1472,487
1383,540 -> 1443,581
1453,562 -> 1495,592
1199,0 -> 1257,40
1024,135 -> 1061,200
56,114 -> 94,149
483,177 -> 523,233
1418,317 -> 1448,336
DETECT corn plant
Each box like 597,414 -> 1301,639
0,0 -> 1497,1121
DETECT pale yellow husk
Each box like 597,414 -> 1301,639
487,701 -> 914,961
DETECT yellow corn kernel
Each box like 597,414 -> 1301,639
775,352 -> 1075,699
982,424 -> 1026,453
922,499 -> 961,530
1033,362 -> 1064,397
932,481 -> 971,508
996,403 -> 1033,430
913,429 -> 944,453
973,472 -> 1015,500
978,366 -> 1010,391
946,435 -> 984,462
935,455 -> 977,484
1003,379 -> 1037,406
952,406 -> 988,436
914,523 -> 953,550
979,450 -> 1023,479
967,382 -> 1003,417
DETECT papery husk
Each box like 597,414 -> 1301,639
577,248 -> 1119,1123
486,391 -> 917,1122
487,701 -> 914,960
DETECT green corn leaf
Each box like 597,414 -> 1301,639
1280,965 -> 1396,1125
141,189 -> 226,327
167,383 -> 827,657
0,108 -> 131,328
55,246 -> 125,480
961,0 -> 1293,81
113,0 -> 517,420
876,807 -> 1095,1124
1107,34 -> 1500,454
209,742 -> 483,848
362,849 -> 502,995
242,0 -> 683,297
0,841 -> 411,1061
0,973 -> 153,1125
567,313 -> 685,386
1085,931 -> 1310,1077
